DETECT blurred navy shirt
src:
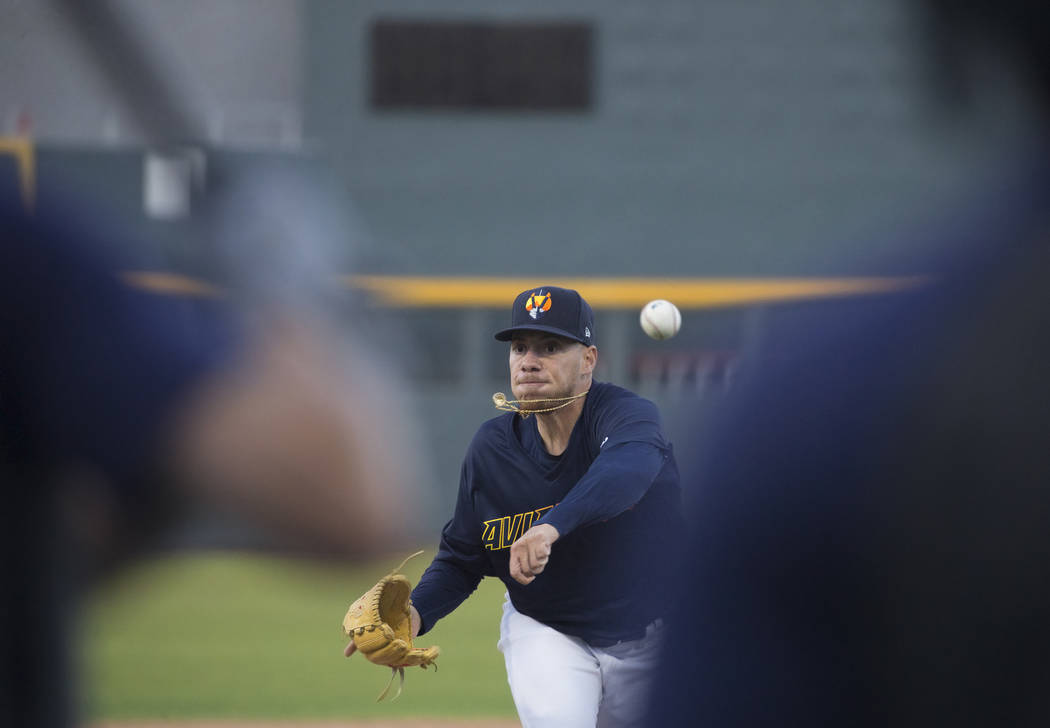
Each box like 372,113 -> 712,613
647,154 -> 1050,726
0,200 -> 235,494
0,197 -> 236,727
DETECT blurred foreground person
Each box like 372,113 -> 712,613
0,195 -> 419,727
647,1 -> 1050,726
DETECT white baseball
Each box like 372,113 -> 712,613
640,299 -> 682,340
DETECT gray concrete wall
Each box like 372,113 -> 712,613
0,0 -> 303,147
305,0 -> 1035,279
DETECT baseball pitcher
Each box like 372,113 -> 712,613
347,286 -> 684,726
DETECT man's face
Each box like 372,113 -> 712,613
508,331 -> 596,409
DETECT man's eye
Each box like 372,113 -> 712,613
546,343 -> 559,353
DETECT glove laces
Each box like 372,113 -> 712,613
375,550 -> 432,702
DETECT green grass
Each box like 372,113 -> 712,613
79,550 -> 516,721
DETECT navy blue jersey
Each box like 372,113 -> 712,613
412,381 -> 683,646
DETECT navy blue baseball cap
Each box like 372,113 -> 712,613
494,286 -> 596,346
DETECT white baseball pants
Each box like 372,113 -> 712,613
496,595 -> 664,728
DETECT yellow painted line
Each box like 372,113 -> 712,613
120,271 -> 225,298
0,136 -> 35,211
344,275 -> 930,309
122,272 -> 928,308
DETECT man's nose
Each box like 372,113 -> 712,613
519,350 -> 541,369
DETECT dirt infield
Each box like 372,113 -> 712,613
90,721 -> 520,728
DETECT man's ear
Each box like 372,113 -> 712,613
581,345 -> 598,375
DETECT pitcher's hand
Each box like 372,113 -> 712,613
509,524 -> 560,585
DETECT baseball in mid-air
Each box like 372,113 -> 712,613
640,299 -> 682,340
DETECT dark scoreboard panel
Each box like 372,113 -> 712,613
369,20 -> 593,111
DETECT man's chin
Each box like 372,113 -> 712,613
512,389 -> 544,408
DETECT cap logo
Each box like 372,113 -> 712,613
584,326 -> 591,339
525,291 -> 552,320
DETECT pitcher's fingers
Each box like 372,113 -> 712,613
510,553 -> 534,585
529,546 -> 549,573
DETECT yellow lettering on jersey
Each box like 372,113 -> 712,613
482,504 -> 556,551
504,512 -> 525,549
482,517 -> 510,551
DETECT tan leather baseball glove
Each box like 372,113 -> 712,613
342,551 -> 440,700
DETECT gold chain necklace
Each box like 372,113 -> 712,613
492,389 -> 589,419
